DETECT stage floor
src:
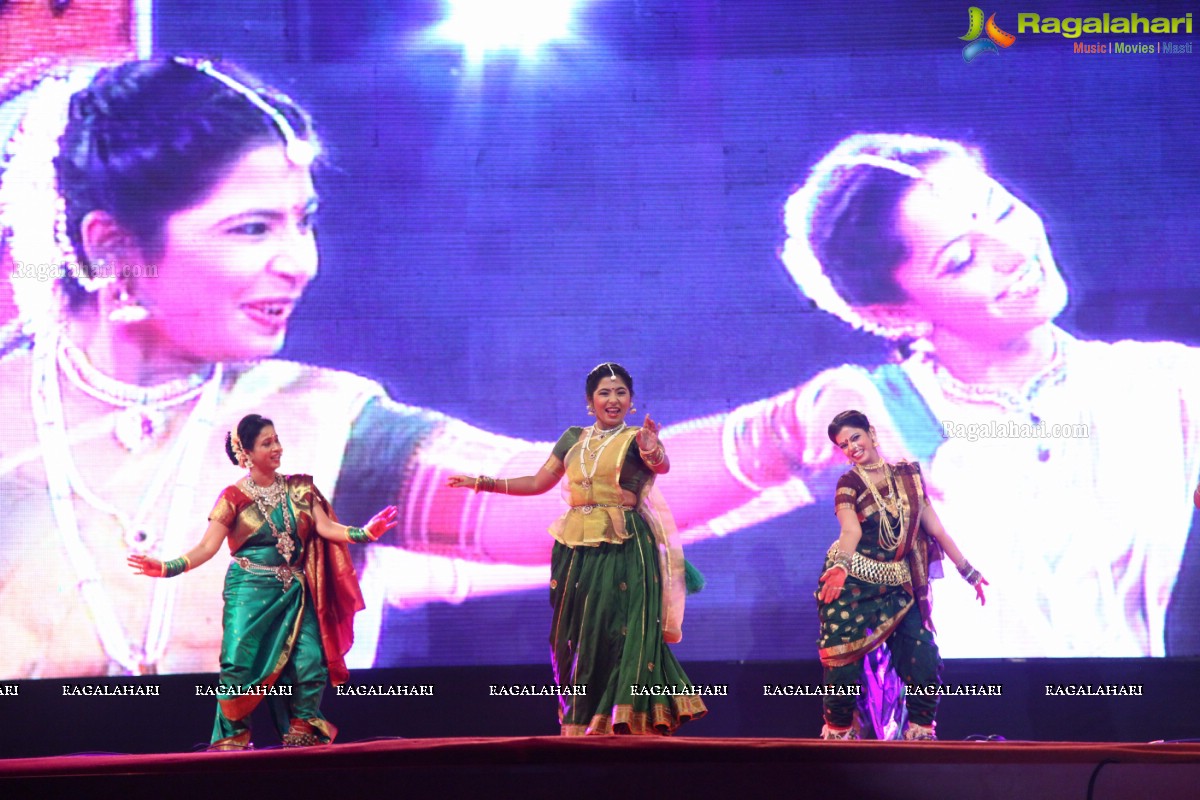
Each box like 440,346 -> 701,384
3,736 -> 1199,798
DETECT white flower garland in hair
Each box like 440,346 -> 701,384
229,430 -> 250,469
779,138 -> 967,341
0,65 -> 101,331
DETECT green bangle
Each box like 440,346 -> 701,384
162,557 -> 189,578
347,527 -> 371,544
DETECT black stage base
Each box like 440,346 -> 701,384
2,658 -> 1200,796
2,737 -> 1199,799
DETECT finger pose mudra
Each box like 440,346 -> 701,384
817,409 -> 986,741
129,413 -> 397,749
446,362 -> 706,735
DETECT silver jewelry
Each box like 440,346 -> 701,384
234,556 -> 303,592
827,542 -> 910,585
175,58 -> 316,168
31,326 -> 223,675
926,333 -> 1067,415
829,548 -> 852,572
957,559 -> 984,587
57,333 -> 217,453
242,475 -> 296,563
107,291 -> 149,324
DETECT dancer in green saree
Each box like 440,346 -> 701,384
448,362 -> 706,735
129,413 -> 397,748
817,410 -> 986,741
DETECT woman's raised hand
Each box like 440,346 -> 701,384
364,505 -> 399,541
636,415 -> 660,452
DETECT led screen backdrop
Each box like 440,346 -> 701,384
1,0 -> 1198,679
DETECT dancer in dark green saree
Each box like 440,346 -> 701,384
130,413 -> 397,748
817,410 -> 986,741
448,363 -> 707,735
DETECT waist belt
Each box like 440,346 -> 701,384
827,542 -> 910,586
234,556 -> 304,591
569,503 -> 634,516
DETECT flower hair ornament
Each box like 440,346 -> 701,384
230,430 -> 250,468
779,141 -> 941,342
0,64 -> 102,331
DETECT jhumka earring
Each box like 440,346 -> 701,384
108,289 -> 149,324
587,406 -> 595,416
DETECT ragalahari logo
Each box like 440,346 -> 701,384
960,7 -> 1016,62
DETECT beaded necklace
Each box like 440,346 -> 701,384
57,335 -> 216,453
578,423 -> 626,490
854,462 -> 905,551
924,333 -> 1067,462
32,326 -> 223,674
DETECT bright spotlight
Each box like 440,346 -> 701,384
433,0 -> 588,64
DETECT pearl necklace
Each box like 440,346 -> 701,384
854,462 -> 905,551
926,334 -> 1066,415
924,334 -> 1067,462
578,423 -> 626,490
57,334 -> 217,453
242,474 -> 296,564
31,326 -> 224,675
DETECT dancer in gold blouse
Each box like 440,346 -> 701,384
448,362 -> 706,735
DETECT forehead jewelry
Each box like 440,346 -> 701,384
173,57 -> 316,168
591,362 -> 621,381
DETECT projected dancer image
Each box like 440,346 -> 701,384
0,58 -> 750,679
670,132 -> 1200,658
129,413 -> 398,749
817,410 -> 985,741
0,58 -> 558,678
447,362 -> 706,735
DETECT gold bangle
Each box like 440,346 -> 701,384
640,445 -> 665,466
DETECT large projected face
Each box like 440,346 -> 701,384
134,144 -> 319,363
1,2 -> 1198,680
892,158 -> 1069,341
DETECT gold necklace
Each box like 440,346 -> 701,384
854,462 -> 904,551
